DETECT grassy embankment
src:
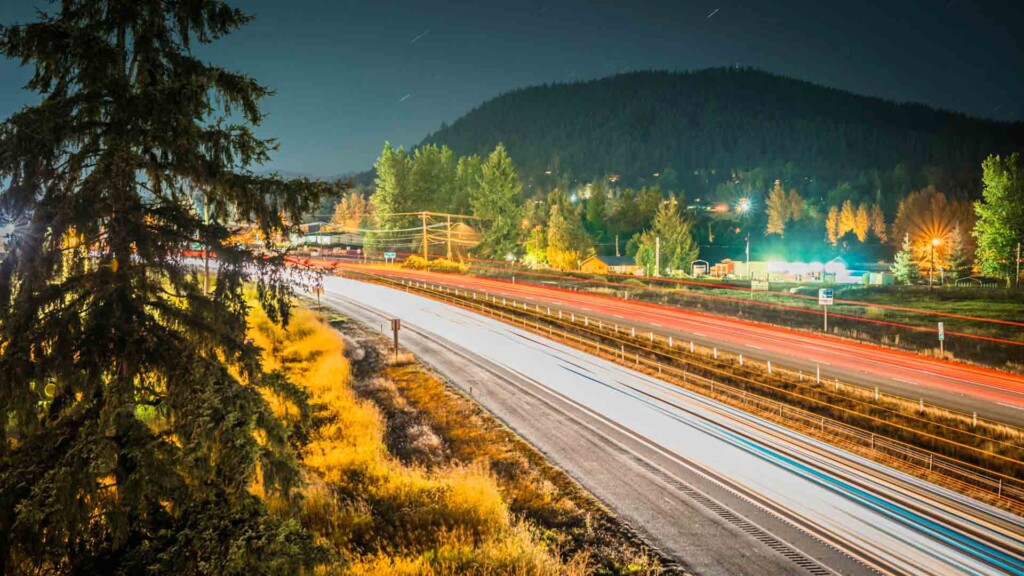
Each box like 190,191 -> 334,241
247,304 -> 667,574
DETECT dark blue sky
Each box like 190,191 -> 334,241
1,0 -> 1021,177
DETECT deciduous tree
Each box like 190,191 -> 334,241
825,206 -> 841,246
869,204 -> 888,243
853,203 -> 870,242
973,153 -> 1024,286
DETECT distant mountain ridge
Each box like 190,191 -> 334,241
421,68 -> 1023,198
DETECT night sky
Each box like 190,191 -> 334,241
1,0 -> 1021,178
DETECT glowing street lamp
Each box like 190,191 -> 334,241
929,237 -> 941,289
737,197 -> 752,213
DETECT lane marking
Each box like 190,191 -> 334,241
693,332 -> 707,337
746,344 -> 763,350
996,403 -> 1024,411
892,378 -> 918,386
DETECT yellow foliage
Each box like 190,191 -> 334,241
247,304 -> 572,573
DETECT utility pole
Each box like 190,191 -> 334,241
655,236 -> 661,277
446,214 -> 452,259
615,234 -> 620,257
745,233 -> 750,279
421,211 -> 428,259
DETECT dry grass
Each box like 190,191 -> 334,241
247,306 -> 583,574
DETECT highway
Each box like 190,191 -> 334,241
338,265 -> 1024,425
322,275 -> 1024,576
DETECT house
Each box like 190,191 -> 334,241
579,255 -> 644,275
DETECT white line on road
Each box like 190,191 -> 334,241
996,402 -> 1024,411
693,332 -> 707,337
892,378 -> 918,386
746,344 -> 763,350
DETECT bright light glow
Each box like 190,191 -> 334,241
808,262 -> 824,273
932,237 -> 941,246
825,259 -> 847,274
737,198 -> 752,213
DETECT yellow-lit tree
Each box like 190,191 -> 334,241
853,203 -> 870,242
765,179 -> 788,236
825,206 -> 841,246
838,200 -> 857,240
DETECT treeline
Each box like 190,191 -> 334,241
422,68 -> 1023,209
363,140 -> 1024,286
366,141 -> 699,273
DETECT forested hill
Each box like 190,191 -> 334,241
422,68 -> 1023,199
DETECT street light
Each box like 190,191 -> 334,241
737,197 -> 751,213
930,237 -> 941,289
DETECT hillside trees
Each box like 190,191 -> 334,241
973,153 -> 1024,286
0,2 -> 329,572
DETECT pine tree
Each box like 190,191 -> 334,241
630,198 -> 697,275
825,206 -> 841,246
410,143 -> 456,211
472,144 -> 523,258
946,223 -> 972,282
765,179 -> 788,236
0,2 -> 328,573
973,153 -> 1024,286
892,233 -> 920,284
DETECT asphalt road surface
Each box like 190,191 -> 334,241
321,275 -> 1024,576
342,266 -> 1024,426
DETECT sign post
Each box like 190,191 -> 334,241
390,318 -> 401,363
818,288 -> 834,332
938,321 -> 944,355
384,252 -> 397,264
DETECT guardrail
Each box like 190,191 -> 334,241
343,269 -> 1024,514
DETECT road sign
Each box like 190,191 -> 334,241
390,318 -> 401,362
937,322 -> 944,341
384,252 -> 397,259
818,288 -> 834,305
751,279 -> 769,291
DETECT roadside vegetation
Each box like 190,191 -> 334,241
247,303 -> 668,574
